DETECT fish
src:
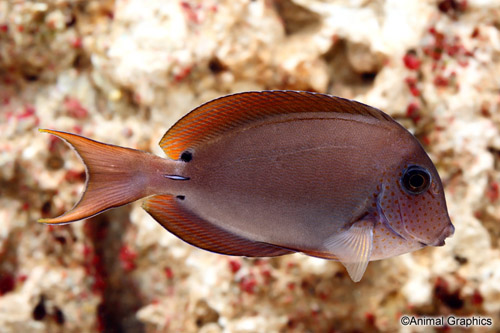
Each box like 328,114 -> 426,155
39,90 -> 455,282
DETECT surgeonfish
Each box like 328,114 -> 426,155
39,90 -> 455,282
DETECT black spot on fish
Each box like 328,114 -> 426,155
177,195 -> 185,201
180,151 -> 193,162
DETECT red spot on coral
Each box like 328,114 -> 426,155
310,308 -> 320,317
48,136 -> 60,153
18,106 -> 36,119
73,125 -> 83,134
409,86 -> 420,97
0,273 -> 15,295
174,66 -> 192,82
445,42 -> 461,57
180,1 -> 199,24
17,25 -> 24,32
403,53 -> 421,70
480,102 -> 491,117
133,93 -> 142,104
438,0 -> 468,16
165,267 -> 174,280
47,19 -> 56,30
64,170 -> 86,183
471,27 -> 480,38
406,102 -> 419,116
405,76 -> 421,97
71,37 -> 82,49
240,274 -> 257,294
425,28 -> 446,60
83,245 -> 92,257
318,291 -> 328,300
64,97 -> 88,119
119,245 -> 137,272
486,182 -> 499,202
471,289 -> 483,305
3,76 -> 13,85
22,202 -> 30,211
434,75 -> 449,87
405,77 -> 417,86
0,24 -> 8,33
365,312 -> 376,326
406,102 -> 421,124
93,273 -> 106,294
287,282 -> 295,291
261,268 -> 272,284
228,259 -> 241,274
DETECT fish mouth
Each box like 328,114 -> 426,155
435,223 -> 455,246
420,224 -> 455,247
422,239 -> 445,247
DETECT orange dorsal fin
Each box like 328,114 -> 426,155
159,90 -> 394,159
143,195 -> 294,257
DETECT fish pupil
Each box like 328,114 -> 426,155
409,174 -> 424,188
180,151 -> 193,162
401,165 -> 431,195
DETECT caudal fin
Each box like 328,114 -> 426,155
39,129 -> 165,224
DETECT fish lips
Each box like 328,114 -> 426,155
421,223 -> 455,247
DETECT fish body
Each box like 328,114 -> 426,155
40,91 -> 454,282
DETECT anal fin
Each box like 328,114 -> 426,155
143,195 -> 294,257
324,222 -> 373,282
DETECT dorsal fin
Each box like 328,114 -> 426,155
159,90 -> 394,159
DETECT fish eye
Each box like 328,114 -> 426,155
401,165 -> 431,195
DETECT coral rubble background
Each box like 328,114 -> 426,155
1,0 -> 500,332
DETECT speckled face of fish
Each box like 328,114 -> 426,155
38,90 -> 454,282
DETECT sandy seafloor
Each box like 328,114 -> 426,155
1,0 -> 500,332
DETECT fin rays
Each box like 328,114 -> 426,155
324,223 -> 374,282
159,90 -> 394,159
143,195 -> 295,257
38,129 -> 160,224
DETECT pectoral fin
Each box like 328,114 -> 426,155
324,222 -> 374,282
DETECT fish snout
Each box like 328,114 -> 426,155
428,224 -> 455,247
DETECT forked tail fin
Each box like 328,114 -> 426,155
38,129 -> 170,224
